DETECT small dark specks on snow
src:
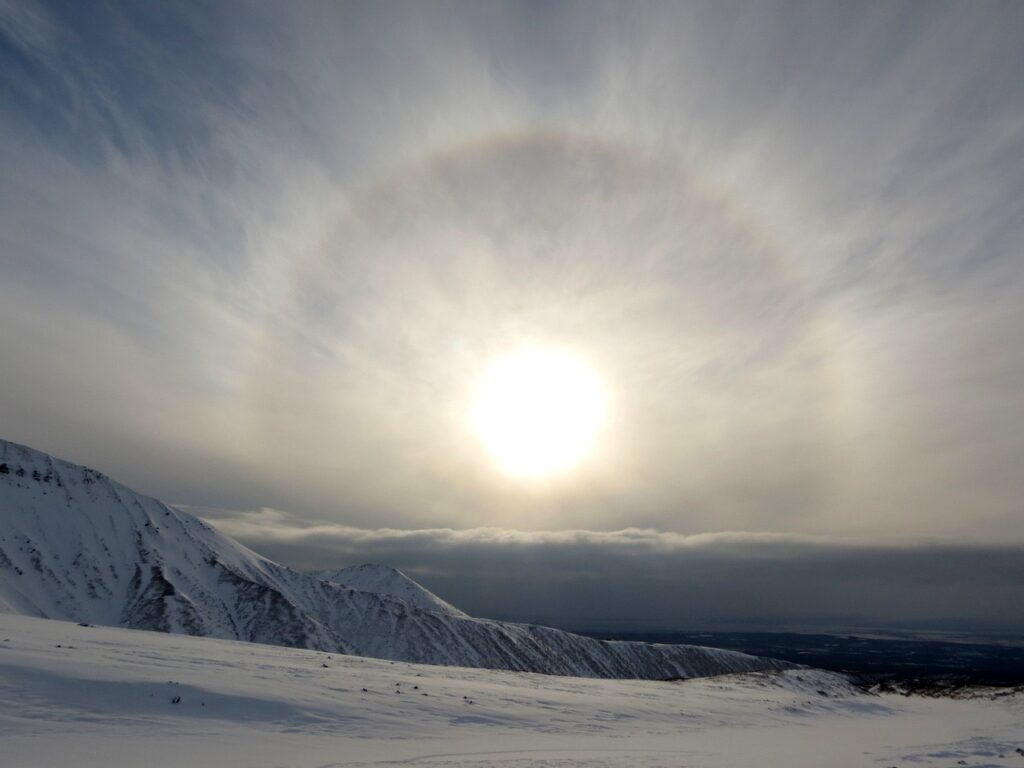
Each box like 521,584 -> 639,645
77,622 -> 93,627
361,688 -> 368,693
171,696 -> 181,704
413,685 -> 419,690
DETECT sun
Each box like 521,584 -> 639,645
472,347 -> 607,477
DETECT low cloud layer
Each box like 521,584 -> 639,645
200,508 -> 1024,633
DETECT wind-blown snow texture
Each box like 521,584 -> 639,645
0,439 -> 789,679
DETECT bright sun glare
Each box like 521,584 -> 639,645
472,347 -> 607,477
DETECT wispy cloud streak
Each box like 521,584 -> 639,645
1,2 -> 1022,548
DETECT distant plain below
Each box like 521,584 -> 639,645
580,630 -> 1024,685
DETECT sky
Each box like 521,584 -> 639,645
1,1 -> 1023,631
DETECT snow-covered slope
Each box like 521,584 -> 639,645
313,563 -> 468,618
0,438 -> 790,679
2,614 -> 1021,768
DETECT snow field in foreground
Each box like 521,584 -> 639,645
0,614 -> 1021,768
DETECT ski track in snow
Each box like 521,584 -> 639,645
0,614 -> 1021,768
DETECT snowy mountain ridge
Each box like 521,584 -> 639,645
313,563 -> 469,618
0,438 -> 791,680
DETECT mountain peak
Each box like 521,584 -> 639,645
0,437 -> 793,680
313,563 -> 468,618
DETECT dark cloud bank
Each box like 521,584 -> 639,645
202,509 -> 1024,634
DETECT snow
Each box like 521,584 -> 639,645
0,614 -> 1021,768
0,438 -> 791,680
3,437 -> 1021,765
314,563 -> 469,618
